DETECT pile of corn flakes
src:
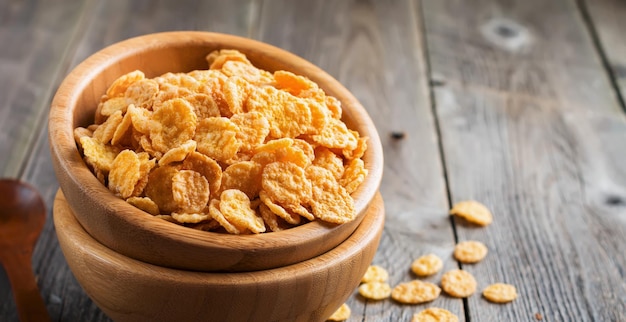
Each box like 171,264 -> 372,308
74,49 -> 368,234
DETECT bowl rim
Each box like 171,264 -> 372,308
49,31 -> 383,271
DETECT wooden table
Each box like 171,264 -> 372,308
1,0 -> 625,321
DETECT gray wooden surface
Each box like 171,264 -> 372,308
1,0 -> 625,321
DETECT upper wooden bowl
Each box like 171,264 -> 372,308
48,31 -> 383,272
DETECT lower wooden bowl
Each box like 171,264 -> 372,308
53,190 -> 384,322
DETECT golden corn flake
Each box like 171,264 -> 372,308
391,280 -> 441,304
195,117 -> 241,162
185,93 -> 220,119
327,303 -> 351,321
144,165 -> 180,214
79,136 -> 119,172
411,254 -> 443,277
441,269 -> 477,298
158,140 -> 197,166
262,161 -> 312,207
361,265 -> 389,283
219,189 -> 266,234
454,240 -> 488,264
77,49 -> 368,234
108,150 -> 142,199
125,78 -> 159,110
340,158 -> 368,194
106,70 -> 145,98
93,109 -> 123,144
171,211 -> 210,224
150,98 -> 197,153
358,282 -> 391,300
230,111 -> 270,153
260,190 -> 301,225
100,97 -> 128,117
172,170 -> 210,213
111,108 -> 133,146
126,196 -> 160,216
181,151 -> 222,198
412,308 -> 459,322
208,199 -> 243,234
306,166 -> 355,224
482,283 -> 517,303
450,200 -> 493,226
313,147 -> 344,180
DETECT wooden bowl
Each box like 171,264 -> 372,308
48,31 -> 383,272
54,190 -> 384,322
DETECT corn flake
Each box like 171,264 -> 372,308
327,303 -> 351,321
195,117 -> 241,162
358,282 -> 391,300
361,265 -> 389,283
150,98 -> 197,153
441,269 -> 477,298
172,170 -> 210,213
412,308 -> 459,322
391,280 -> 441,304
219,189 -> 266,234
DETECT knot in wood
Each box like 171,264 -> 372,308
481,18 -> 531,52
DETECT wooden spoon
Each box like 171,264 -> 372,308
0,179 -> 50,322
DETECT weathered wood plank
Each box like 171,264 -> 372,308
581,0 -> 626,108
421,0 -> 626,320
0,1 -> 259,321
0,0 -> 86,177
258,0 -> 459,320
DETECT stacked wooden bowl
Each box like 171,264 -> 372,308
49,32 -> 384,322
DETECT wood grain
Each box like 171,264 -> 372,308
421,0 -> 626,320
257,0 -> 460,320
0,0 -> 86,177
581,0 -> 626,107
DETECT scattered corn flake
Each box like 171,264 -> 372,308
391,280 -> 441,304
412,308 -> 459,322
171,170 -> 210,213
411,254 -> 443,277
195,117 -> 241,162
454,241 -> 488,264
126,196 -> 160,216
108,150 -> 141,199
327,303 -> 351,321
482,283 -> 517,303
222,76 -> 251,115
358,282 -> 391,300
219,189 -> 266,234
150,98 -> 197,153
158,140 -> 197,166
106,70 -> 145,98
450,200 -> 493,226
441,269 -> 477,298
306,166 -> 355,224
361,265 -> 389,283
252,138 -> 310,168
221,161 -> 263,200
